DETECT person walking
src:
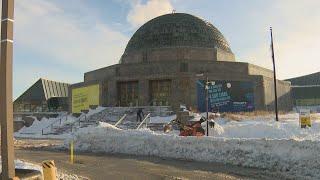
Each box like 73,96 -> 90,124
136,108 -> 144,122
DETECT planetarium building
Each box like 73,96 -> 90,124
69,13 -> 292,113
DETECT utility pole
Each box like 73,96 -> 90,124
270,27 -> 279,121
0,0 -> 15,179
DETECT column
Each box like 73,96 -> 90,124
0,0 -> 15,179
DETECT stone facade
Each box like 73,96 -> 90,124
69,60 -> 292,112
286,72 -> 320,107
121,47 -> 235,64
69,13 -> 293,112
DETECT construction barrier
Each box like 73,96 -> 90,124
42,160 -> 57,180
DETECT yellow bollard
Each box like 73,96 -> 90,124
70,140 -> 74,164
42,160 -> 57,180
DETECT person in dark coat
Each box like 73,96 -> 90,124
136,108 -> 144,122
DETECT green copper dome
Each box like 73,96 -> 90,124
124,13 -> 232,54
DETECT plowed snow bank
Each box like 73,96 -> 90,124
68,122 -> 320,179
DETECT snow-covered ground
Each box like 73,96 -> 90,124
15,106 -> 175,139
65,112 -> 320,179
15,115 -> 72,139
15,108 -> 320,179
211,113 -> 320,140
0,159 -> 42,173
16,108 -> 320,141
149,115 -> 176,124
0,159 -> 85,179
15,107 -> 107,139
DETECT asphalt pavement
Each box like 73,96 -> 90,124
15,148 -> 285,180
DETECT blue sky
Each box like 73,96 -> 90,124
12,0 -> 320,98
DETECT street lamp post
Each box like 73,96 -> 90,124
0,0 -> 15,179
205,75 -> 209,136
197,73 -> 210,136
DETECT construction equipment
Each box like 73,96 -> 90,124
164,116 -> 207,136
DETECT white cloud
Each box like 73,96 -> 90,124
237,0 -> 320,80
15,0 -> 129,71
14,0 -> 129,98
127,0 -> 173,27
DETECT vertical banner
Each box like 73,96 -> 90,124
197,80 -> 254,112
72,84 -> 100,113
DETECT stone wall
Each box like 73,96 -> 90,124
84,65 -> 117,82
84,60 -> 252,82
70,60 -> 293,112
216,48 -> 235,62
263,76 -> 292,111
121,47 -> 235,64
248,64 -> 274,79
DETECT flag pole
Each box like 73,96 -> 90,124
270,27 -> 279,121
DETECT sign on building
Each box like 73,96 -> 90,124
196,80 -> 254,112
72,84 -> 100,113
299,109 -> 311,128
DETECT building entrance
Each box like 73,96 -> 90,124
117,81 -> 139,106
149,80 -> 171,106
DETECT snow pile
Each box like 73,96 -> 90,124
210,113 -> 320,140
14,115 -> 75,139
84,106 -> 106,117
17,117 -> 57,134
149,115 -> 176,124
97,121 -> 121,130
0,159 -> 42,174
68,122 -> 320,179
57,172 -> 88,180
15,107 -> 107,139
0,158 -> 87,179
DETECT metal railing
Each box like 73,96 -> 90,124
136,113 -> 151,129
97,110 -> 109,122
41,113 -> 68,135
41,113 -> 87,135
69,114 -> 87,132
114,114 -> 127,127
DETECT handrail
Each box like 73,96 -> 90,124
41,111 -> 94,135
69,114 -> 87,133
114,114 -> 127,127
43,113 -> 67,129
97,110 -> 108,122
71,114 -> 86,126
41,113 -> 68,135
45,114 -> 67,128
136,113 -> 151,129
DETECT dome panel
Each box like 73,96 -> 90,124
124,13 -> 232,54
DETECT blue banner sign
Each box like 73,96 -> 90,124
197,80 -> 254,112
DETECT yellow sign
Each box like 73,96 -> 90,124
299,109 -> 311,128
72,84 -> 99,113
